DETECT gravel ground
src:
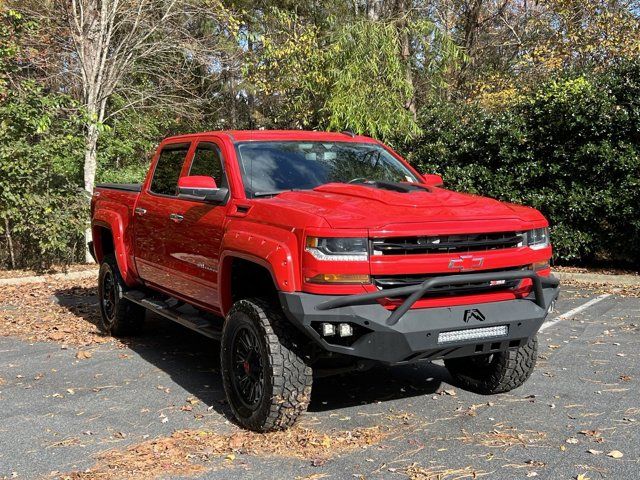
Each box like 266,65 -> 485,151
0,284 -> 638,479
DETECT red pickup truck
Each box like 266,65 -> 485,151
90,130 -> 559,431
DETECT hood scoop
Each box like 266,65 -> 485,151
312,182 -> 474,207
349,180 -> 430,193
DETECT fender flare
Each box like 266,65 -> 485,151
219,229 -> 299,315
92,208 -> 138,286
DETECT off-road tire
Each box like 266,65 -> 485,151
444,337 -> 538,394
221,298 -> 312,432
97,254 -> 145,336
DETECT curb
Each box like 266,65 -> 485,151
1,268 -> 638,288
0,269 -> 98,286
554,270 -> 640,287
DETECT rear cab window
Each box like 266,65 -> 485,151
149,143 -> 191,196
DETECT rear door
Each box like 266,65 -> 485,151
166,138 -> 230,310
134,142 -> 192,288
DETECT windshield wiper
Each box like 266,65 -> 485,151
253,189 -> 299,198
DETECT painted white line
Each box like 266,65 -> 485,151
539,293 -> 611,332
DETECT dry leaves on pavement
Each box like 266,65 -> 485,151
0,278 -> 109,346
59,425 -> 386,479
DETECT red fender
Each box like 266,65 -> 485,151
219,225 -> 300,315
92,202 -> 140,287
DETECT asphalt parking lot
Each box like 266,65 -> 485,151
0,282 -> 638,479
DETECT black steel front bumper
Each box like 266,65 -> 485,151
279,271 -> 560,365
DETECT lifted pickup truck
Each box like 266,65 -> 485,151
90,130 -> 559,431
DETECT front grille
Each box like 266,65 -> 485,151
373,268 -> 524,298
372,231 -> 523,255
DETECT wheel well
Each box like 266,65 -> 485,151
228,258 -> 278,308
95,226 -> 114,262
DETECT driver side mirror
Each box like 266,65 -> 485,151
178,175 -> 228,203
422,173 -> 444,187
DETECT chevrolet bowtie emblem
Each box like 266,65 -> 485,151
448,255 -> 484,271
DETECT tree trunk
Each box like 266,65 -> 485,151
395,0 -> 417,120
83,121 -> 99,263
4,216 -> 16,270
366,0 -> 383,20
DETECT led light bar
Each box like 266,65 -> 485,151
437,325 -> 509,344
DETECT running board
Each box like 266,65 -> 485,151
123,291 -> 223,340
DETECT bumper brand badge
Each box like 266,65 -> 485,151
463,309 -> 486,323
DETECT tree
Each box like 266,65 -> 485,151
245,5 -> 462,141
15,0 -> 240,260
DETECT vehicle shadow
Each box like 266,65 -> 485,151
54,287 -> 449,422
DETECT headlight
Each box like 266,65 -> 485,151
306,237 -> 368,261
527,227 -> 549,250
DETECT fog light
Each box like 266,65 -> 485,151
321,323 -> 335,336
338,323 -> 353,337
438,325 -> 508,344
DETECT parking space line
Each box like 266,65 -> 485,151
539,294 -> 612,332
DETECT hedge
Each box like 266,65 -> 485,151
402,61 -> 640,266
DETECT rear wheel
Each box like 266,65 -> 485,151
444,337 -> 538,394
221,298 -> 312,432
98,255 -> 145,336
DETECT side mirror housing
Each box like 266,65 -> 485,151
422,173 -> 444,187
178,175 -> 228,203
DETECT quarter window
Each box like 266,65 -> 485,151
150,144 -> 190,196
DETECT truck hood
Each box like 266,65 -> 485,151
263,183 -> 544,230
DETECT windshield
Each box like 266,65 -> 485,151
236,141 -> 420,198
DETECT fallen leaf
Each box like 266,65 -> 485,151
576,474 -> 590,480
229,433 -> 244,449
566,438 -> 579,444
607,450 -> 623,458
587,449 -> 602,455
76,350 -> 92,360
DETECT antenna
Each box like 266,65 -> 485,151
341,130 -> 356,137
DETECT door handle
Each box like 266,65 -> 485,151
169,213 -> 184,223
134,207 -> 147,216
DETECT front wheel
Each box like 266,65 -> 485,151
444,337 -> 538,394
221,299 -> 312,432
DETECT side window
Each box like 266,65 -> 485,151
189,143 -> 228,188
150,144 -> 190,196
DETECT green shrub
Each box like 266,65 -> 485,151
403,61 -> 640,265
0,81 -> 87,269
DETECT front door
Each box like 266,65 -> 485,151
164,139 -> 230,311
